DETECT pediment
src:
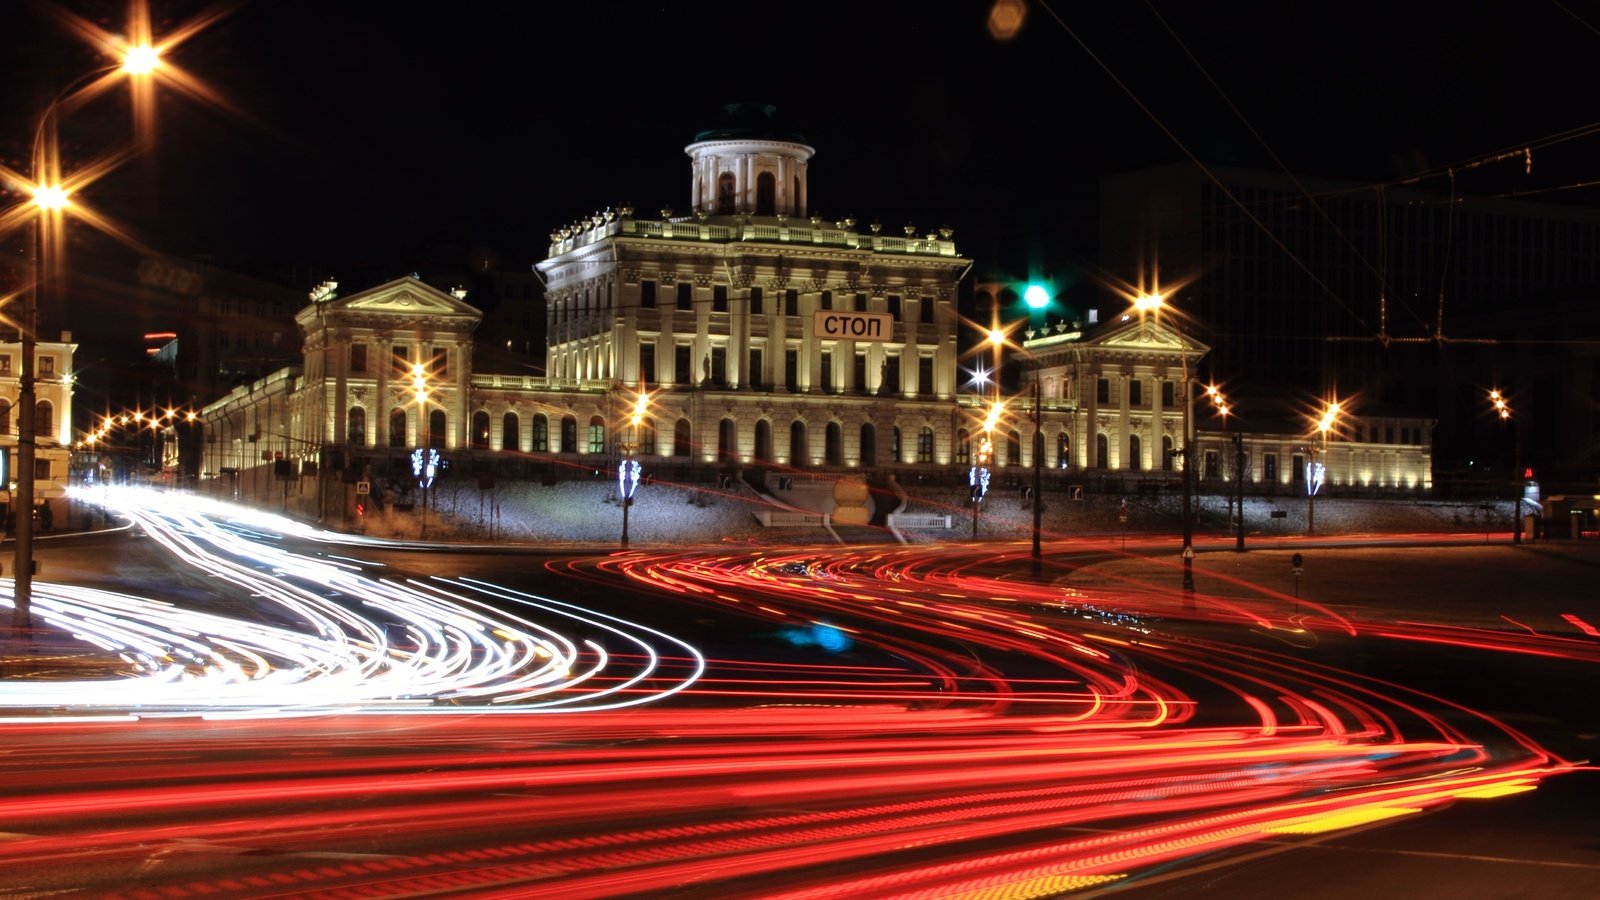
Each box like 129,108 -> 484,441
298,276 -> 483,326
1086,315 -> 1207,354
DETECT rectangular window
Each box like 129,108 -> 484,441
785,289 -> 798,316
1386,425 -> 1394,443
711,346 -> 727,386
1097,378 -> 1110,404
920,297 -> 935,323
639,344 -> 655,387
854,293 -> 867,312
677,283 -> 693,310
349,344 -> 367,374
532,417 -> 548,452
887,295 -> 902,320
1291,454 -> 1305,481
918,356 -> 934,395
820,290 -> 833,311
674,344 -> 692,384
749,286 -> 763,315
39,356 -> 55,376
0,355 -> 9,375
821,350 -> 834,392
640,280 -> 656,308
588,422 -> 605,454
713,285 -> 728,313
749,348 -> 763,389
854,353 -> 867,393
430,346 -> 448,377
391,345 -> 409,375
1264,453 -> 1278,483
883,355 -> 901,394
785,348 -> 799,390
1129,379 -> 1143,406
1161,381 -> 1175,406
917,428 -> 934,463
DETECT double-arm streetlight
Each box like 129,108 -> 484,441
1205,384 -> 1246,551
617,392 -> 649,547
3,44 -> 167,640
1490,389 -> 1522,545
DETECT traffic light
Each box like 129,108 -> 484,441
1523,467 -> 1534,480
1023,283 -> 1051,310
355,501 -> 366,517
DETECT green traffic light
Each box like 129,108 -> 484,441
1023,284 -> 1049,309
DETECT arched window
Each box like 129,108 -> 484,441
717,172 -> 736,215
1128,434 -> 1142,471
501,413 -> 519,451
389,408 -> 408,447
346,407 -> 366,446
428,410 -> 447,448
917,427 -> 934,463
1096,433 -> 1109,469
674,418 -> 692,456
789,420 -> 808,467
755,419 -> 773,462
1006,430 -> 1021,467
560,415 -> 578,453
756,171 -> 776,216
35,400 -> 52,437
1162,435 -> 1174,471
859,423 -> 876,466
825,421 -> 843,465
532,414 -> 548,452
955,428 -> 970,465
588,415 -> 606,453
1056,432 -> 1070,469
638,417 -> 656,455
718,417 -> 738,460
471,411 -> 491,449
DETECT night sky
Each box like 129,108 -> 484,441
6,1 -> 1600,329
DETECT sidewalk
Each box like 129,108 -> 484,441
1063,541 -> 1600,634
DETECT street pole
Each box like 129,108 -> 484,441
1512,417 -> 1522,545
1307,444 -> 1317,536
12,219 -> 39,640
1031,373 -> 1043,577
1181,366 -> 1195,598
1233,431 -> 1245,552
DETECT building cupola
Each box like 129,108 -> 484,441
685,103 -> 815,219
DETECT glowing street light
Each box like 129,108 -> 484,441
1305,398 -> 1341,535
1132,291 -> 1196,595
618,392 -> 649,548
1490,389 -> 1523,545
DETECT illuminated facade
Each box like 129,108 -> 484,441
196,105 -> 1431,510
0,332 -> 77,515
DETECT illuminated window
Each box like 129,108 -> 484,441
346,407 -> 366,446
917,427 -> 934,463
532,414 -> 548,452
587,416 -> 605,454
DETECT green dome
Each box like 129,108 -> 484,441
691,103 -> 809,145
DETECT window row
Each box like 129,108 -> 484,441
0,399 -> 55,437
636,283 -> 938,323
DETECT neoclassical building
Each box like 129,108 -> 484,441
2,331 -> 77,521
196,105 -> 1432,518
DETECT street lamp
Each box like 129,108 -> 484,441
618,392 -> 649,548
986,323 -> 1047,576
3,50 -> 163,641
1306,398 -> 1340,535
1134,292 -> 1196,594
1490,389 -> 1522,545
969,401 -> 999,540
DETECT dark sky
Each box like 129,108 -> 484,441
8,0 -> 1600,284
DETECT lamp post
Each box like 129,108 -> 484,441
618,393 -> 648,548
1491,389 -> 1522,545
1133,292 -> 1195,595
5,51 -> 161,640
409,361 -> 435,538
1306,399 -> 1339,536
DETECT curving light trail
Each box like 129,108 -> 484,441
0,493 -> 1591,897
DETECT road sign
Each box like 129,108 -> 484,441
356,481 -> 371,495
813,309 -> 893,342
1291,552 -> 1304,576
